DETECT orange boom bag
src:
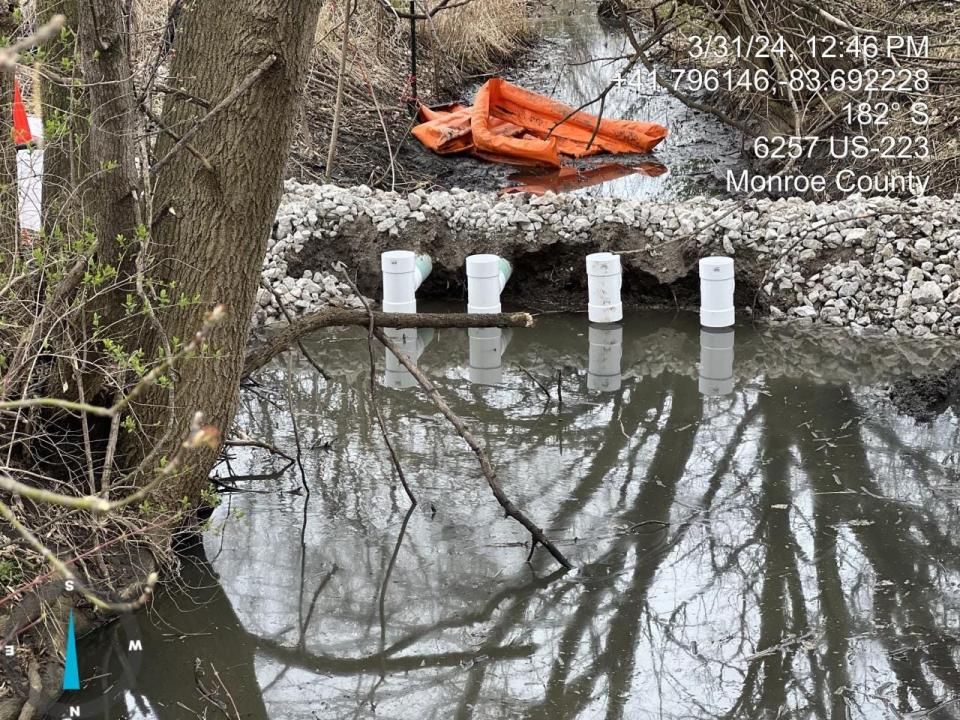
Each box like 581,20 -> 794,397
414,78 -> 668,168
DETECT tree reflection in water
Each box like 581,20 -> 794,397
125,312 -> 960,719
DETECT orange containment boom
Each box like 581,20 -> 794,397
413,78 -> 668,168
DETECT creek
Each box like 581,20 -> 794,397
53,2 -> 960,717
63,308 -> 960,719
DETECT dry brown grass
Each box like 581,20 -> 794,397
313,0 -> 531,101
428,0 -> 531,76
126,0 -> 530,99
300,0 -> 533,187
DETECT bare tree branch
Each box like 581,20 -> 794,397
372,326 -> 573,570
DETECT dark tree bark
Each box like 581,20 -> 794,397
76,0 -> 141,256
43,0 -> 140,405
131,0 -> 322,505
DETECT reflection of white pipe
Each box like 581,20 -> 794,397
699,328 -> 735,396
587,323 -> 623,392
384,328 -> 436,389
382,250 -> 432,314
17,116 -> 43,233
586,253 -> 623,324
466,254 -> 512,314
699,256 -> 735,328
469,327 -> 513,386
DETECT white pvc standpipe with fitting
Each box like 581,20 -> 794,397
466,254 -> 512,314
380,250 -> 433,388
587,324 -> 623,392
699,328 -> 735,397
699,256 -> 735,328
381,250 -> 433,314
586,253 -> 623,324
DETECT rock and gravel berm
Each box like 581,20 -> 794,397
259,180 -> 960,339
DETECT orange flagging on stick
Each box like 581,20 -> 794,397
413,78 -> 667,168
12,81 -> 32,147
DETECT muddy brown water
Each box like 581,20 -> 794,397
61,309 -> 960,719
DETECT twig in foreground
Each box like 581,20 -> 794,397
373,327 -> 573,570
336,265 -> 417,507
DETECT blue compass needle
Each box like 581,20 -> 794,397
63,610 -> 80,691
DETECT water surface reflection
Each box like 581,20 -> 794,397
80,312 -> 960,719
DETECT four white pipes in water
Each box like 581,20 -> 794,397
380,249 -> 735,392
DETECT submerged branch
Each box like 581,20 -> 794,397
372,326 -> 573,570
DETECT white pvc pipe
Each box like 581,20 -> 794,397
466,254 -> 512,314
468,327 -> 512,386
384,328 -> 435,389
382,250 -> 432,314
587,324 -> 623,392
699,256 -> 735,328
586,253 -> 623,324
699,328 -> 735,397
17,116 -> 43,233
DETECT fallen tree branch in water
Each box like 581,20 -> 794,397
371,326 -> 573,571
244,309 -> 535,376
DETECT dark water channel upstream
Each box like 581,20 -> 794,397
67,309 -> 960,719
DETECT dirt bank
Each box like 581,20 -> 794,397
290,0 -> 535,189
889,363 -> 960,422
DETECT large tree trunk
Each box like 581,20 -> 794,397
131,0 -> 322,506
76,0 -> 141,257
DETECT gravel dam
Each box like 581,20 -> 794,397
260,181 -> 960,338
